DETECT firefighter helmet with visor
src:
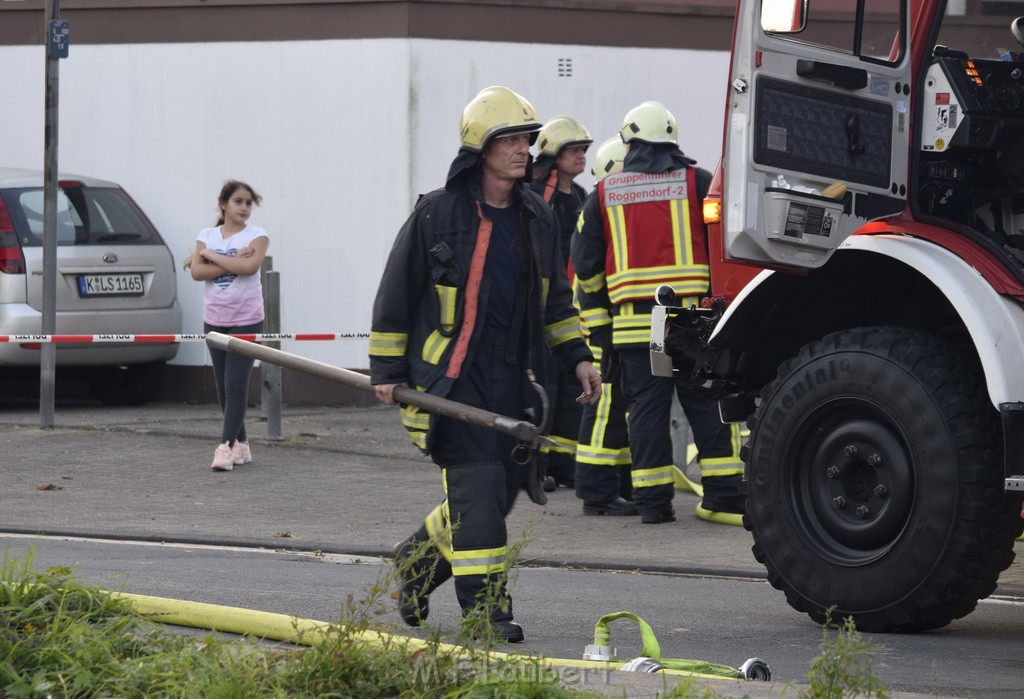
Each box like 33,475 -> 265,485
618,101 -> 678,145
591,136 -> 628,180
459,86 -> 542,153
536,116 -> 594,157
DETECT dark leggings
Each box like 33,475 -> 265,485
205,320 -> 263,445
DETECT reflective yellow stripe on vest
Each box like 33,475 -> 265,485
607,202 -> 629,279
607,265 -> 710,304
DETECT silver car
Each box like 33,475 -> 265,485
0,167 -> 181,404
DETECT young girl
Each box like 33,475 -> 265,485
189,180 -> 269,471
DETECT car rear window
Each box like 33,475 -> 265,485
0,185 -> 164,247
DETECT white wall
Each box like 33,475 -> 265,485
1,38 -> 728,370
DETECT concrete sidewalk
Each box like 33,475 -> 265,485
1,399 -> 1022,590
0,399 -> 767,579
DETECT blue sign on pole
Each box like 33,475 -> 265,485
48,20 -> 69,59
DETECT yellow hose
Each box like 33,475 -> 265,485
113,591 -> 737,681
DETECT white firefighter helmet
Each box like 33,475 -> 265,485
536,115 -> 594,157
459,86 -> 542,153
618,100 -> 678,145
591,136 -> 628,180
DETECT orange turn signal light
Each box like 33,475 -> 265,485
703,198 -> 722,224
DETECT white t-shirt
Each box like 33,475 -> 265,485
196,225 -> 269,326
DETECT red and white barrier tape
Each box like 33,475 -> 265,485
0,333 -> 369,344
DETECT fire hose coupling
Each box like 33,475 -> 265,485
739,658 -> 773,681
582,642 -> 617,662
582,611 -> 771,681
583,611 -> 660,665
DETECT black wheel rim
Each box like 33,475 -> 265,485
786,398 -> 914,566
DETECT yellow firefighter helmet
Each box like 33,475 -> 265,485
618,100 -> 678,145
591,136 -> 628,180
459,86 -> 542,153
536,115 -> 594,157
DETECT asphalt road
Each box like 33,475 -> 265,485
3,534 -> 1022,698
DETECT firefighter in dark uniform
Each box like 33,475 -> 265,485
571,101 -> 745,525
369,86 -> 601,642
528,115 -> 593,491
573,136 -> 637,516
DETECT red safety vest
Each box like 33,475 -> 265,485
597,167 -> 710,305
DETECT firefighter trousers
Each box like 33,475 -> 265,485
413,331 -> 532,621
539,350 -> 583,485
618,348 -> 742,513
574,376 -> 632,503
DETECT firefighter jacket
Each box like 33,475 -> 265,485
369,171 -> 593,454
571,146 -> 711,351
528,169 -> 587,268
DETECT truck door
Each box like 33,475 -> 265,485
723,0 -> 911,269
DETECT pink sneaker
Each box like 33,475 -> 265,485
211,443 -> 234,471
231,441 -> 252,465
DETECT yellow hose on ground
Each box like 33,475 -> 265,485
112,591 -> 740,681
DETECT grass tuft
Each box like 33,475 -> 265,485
802,610 -> 890,699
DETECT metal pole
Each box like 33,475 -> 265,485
40,0 -> 61,429
206,331 -> 554,506
206,332 -> 552,445
258,256 -> 271,418
262,269 -> 283,440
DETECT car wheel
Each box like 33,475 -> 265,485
86,362 -> 166,406
744,326 -> 1020,632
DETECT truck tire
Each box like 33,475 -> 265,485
744,326 -> 1020,632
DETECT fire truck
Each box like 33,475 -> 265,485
651,0 -> 1024,632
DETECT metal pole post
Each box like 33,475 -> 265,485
259,256 -> 271,419
40,0 -> 63,429
259,257 -> 282,440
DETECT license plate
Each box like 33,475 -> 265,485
78,273 -> 144,296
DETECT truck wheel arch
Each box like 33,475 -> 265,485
711,234 -> 1024,408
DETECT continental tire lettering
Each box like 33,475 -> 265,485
778,360 -> 840,411
753,359 -> 843,491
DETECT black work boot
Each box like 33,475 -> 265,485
639,504 -> 676,524
485,620 -> 525,643
394,534 -> 451,627
582,497 -> 638,516
460,574 -> 525,643
467,607 -> 525,644
700,475 -> 746,514
545,456 -> 576,489
697,475 -> 746,526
